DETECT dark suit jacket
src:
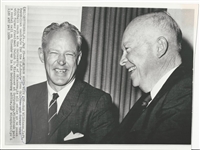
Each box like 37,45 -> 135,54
26,79 -> 118,144
102,65 -> 192,144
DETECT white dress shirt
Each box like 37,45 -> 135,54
47,78 -> 75,113
149,67 -> 178,106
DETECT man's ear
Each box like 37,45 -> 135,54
77,51 -> 82,65
38,47 -> 44,63
156,36 -> 168,58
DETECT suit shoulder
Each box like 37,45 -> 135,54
78,81 -> 113,112
82,81 -> 110,97
77,81 -> 112,106
170,72 -> 192,95
164,72 -> 192,107
27,81 -> 47,95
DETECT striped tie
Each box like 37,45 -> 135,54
48,93 -> 59,135
141,92 -> 152,111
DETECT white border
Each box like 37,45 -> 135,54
1,1 -> 199,149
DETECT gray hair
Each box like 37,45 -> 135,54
41,21 -> 82,51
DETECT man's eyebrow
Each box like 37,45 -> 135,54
121,43 -> 128,50
48,48 -> 76,54
48,48 -> 58,51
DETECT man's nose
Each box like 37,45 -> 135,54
119,53 -> 127,66
57,54 -> 66,65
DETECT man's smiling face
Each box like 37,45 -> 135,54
120,23 -> 157,92
39,29 -> 81,92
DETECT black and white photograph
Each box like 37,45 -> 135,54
1,1 -> 199,150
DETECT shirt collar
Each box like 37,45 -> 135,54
47,78 -> 75,113
151,66 -> 178,100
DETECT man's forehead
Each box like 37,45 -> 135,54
46,30 -> 77,46
123,19 -> 159,42
43,30 -> 78,50
121,33 -> 134,49
48,29 -> 74,39
122,26 -> 138,44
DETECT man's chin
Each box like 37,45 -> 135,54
49,79 -> 69,87
54,81 -> 68,86
131,80 -> 139,88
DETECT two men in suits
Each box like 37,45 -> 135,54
26,22 -> 118,144
102,11 -> 192,144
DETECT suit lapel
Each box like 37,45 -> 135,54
109,65 -> 187,143
34,82 -> 49,142
48,80 -> 86,136
137,65 -> 188,129
149,64 -> 187,106
105,93 -> 149,143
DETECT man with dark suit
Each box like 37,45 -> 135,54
102,11 -> 192,144
26,22 -> 118,144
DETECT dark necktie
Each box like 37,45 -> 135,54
141,92 -> 152,111
48,93 -> 59,135
100,92 -> 152,143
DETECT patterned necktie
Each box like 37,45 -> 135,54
48,93 -> 59,135
141,92 -> 152,111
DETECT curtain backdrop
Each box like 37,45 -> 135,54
80,7 -> 166,122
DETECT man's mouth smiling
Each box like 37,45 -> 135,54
128,65 -> 136,72
55,68 -> 67,74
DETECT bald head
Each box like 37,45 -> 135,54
120,11 -> 182,92
124,11 -> 182,51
